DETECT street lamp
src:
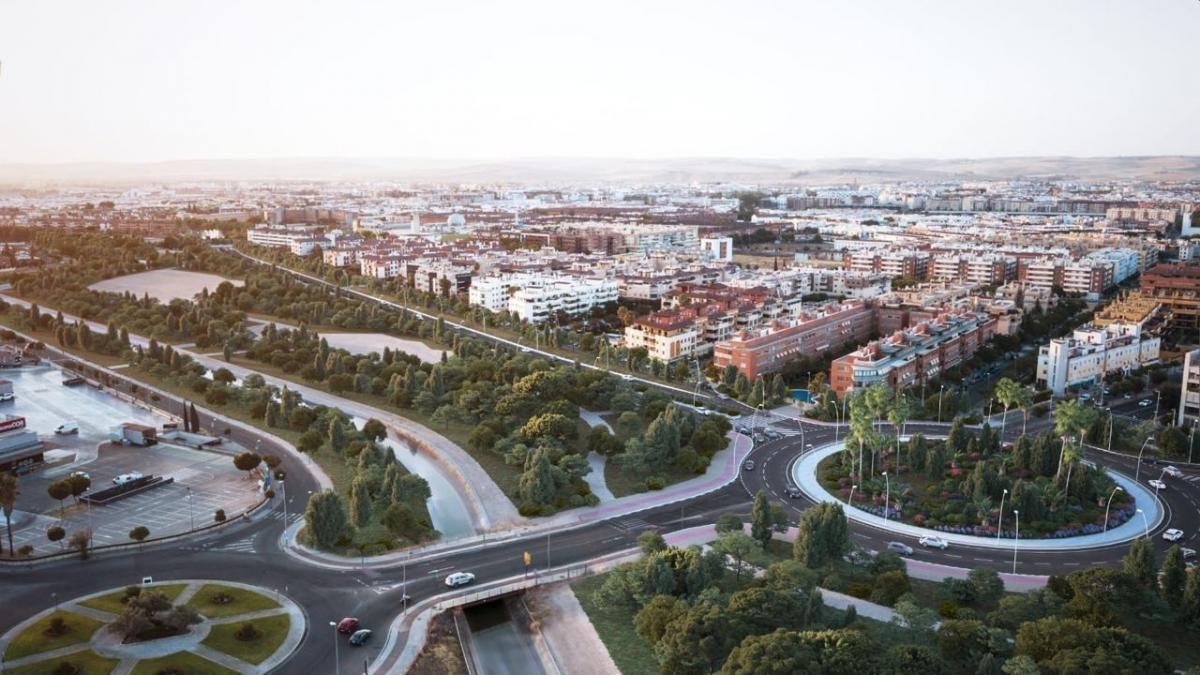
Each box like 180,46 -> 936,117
847,484 -> 857,507
1103,486 -> 1123,532
186,487 -> 194,531
997,488 -> 1008,541
1011,510 -> 1020,574
280,479 -> 288,526
329,621 -> 340,675
882,472 -> 890,520
1136,508 -> 1150,539
1135,438 -> 1153,482
938,384 -> 945,422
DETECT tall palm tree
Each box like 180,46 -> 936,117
1017,385 -> 1035,437
0,473 -> 18,556
994,378 -> 1018,440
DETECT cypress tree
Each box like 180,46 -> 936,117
349,477 -> 372,528
189,403 -> 201,435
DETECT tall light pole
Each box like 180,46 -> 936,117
1137,508 -> 1149,539
847,484 -> 857,507
1154,390 -> 1162,421
1103,486 -> 1123,532
997,488 -> 1008,541
1136,438 -> 1152,482
938,384 -> 945,422
1011,510 -> 1020,574
882,472 -> 891,520
1106,409 -> 1114,452
1191,419 -> 1198,464
186,486 -> 194,531
280,479 -> 288,526
329,621 -> 340,675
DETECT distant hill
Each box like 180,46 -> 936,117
2,155 -> 1200,186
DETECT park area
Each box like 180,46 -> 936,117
88,269 -> 243,303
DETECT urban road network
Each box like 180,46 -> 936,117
3,256 -> 1197,674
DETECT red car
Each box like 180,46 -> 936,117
337,618 -> 360,634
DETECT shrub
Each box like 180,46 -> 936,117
214,509 -> 226,523
46,616 -> 69,636
51,663 -> 80,675
234,622 -> 262,642
847,582 -> 872,599
646,476 -> 665,490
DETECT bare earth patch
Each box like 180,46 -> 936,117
89,269 -> 243,303
321,332 -> 446,364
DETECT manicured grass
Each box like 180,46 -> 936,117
129,652 -> 238,675
79,584 -> 188,615
185,584 -> 280,619
571,573 -> 659,675
605,459 -> 697,499
3,610 -> 106,661
4,650 -> 119,675
201,613 -> 290,665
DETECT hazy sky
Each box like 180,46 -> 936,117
2,0 -> 1198,163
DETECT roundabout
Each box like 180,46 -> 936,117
791,440 -> 1164,551
0,581 -> 304,674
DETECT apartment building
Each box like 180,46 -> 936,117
623,305 -> 717,363
844,250 -> 930,280
700,237 -> 733,262
1019,257 -> 1113,299
1083,248 -> 1141,285
829,310 -> 997,395
360,253 -> 406,279
323,247 -> 360,268
1036,321 -> 1161,396
713,301 -> 877,381
468,273 -> 618,323
1177,349 -> 1200,427
929,253 -> 1017,286
246,224 -> 326,255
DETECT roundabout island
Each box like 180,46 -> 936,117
0,581 -> 304,675
792,434 -> 1164,551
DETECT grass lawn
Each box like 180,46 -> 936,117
4,650 -> 119,675
3,611 -> 107,661
605,459 -> 697,499
185,584 -> 281,619
129,652 -> 238,675
201,613 -> 290,665
571,573 -> 659,675
79,584 -> 188,615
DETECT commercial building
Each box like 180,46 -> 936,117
0,415 -> 44,473
713,302 -> 877,381
829,310 -> 997,395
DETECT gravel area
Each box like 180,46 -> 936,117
320,333 -> 446,364
89,269 -> 243,303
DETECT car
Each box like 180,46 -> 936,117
1149,479 -> 1167,490
736,426 -> 750,434
742,460 -> 755,471
784,486 -> 803,499
1182,547 -> 1197,560
918,536 -> 949,550
716,392 -> 729,400
1141,456 -> 1158,465
1164,466 -> 1184,478
69,470 -> 90,482
0,392 -> 13,402
112,472 -> 144,485
349,629 -> 372,646
805,443 -> 813,450
445,572 -> 476,587
1164,529 -> 1185,542
886,541 -> 914,555
336,618 -> 360,634
1079,392 -> 1091,401
1139,399 -> 1153,407
55,422 -> 79,435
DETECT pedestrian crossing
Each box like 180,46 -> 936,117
180,538 -> 258,554
608,517 -> 653,533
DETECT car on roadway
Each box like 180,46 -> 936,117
1164,466 -> 1184,478
349,629 -> 372,646
1141,456 -> 1159,465
1079,392 -> 1091,401
69,470 -> 90,482
112,472 -> 144,485
736,426 -> 751,435
445,572 -> 476,588
1139,399 -> 1153,407
886,541 -> 914,555
918,536 -> 949,550
1149,479 -> 1167,490
1182,547 -> 1197,560
55,422 -> 79,435
806,443 -> 813,450
742,460 -> 756,472
336,618 -> 360,634
784,486 -> 803,499
1163,529 -> 1185,542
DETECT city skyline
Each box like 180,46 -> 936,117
2,0 -> 1199,166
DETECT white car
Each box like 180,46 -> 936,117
112,472 -> 144,486
886,541 -> 914,555
1139,399 -> 1153,407
55,422 -> 79,435
918,536 -> 949,550
0,392 -> 13,402
444,572 -> 476,588
1182,547 -> 1196,560
1164,466 -> 1184,478
1163,528 -> 1185,542
1149,479 -> 1167,490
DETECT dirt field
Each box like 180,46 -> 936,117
89,269 -> 243,303
321,332 -> 446,363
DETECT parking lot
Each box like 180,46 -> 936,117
2,364 -> 264,553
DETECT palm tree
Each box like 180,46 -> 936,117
1016,385 -> 1035,436
0,473 -> 18,556
1053,399 -> 1097,478
888,395 -> 911,475
994,378 -> 1019,440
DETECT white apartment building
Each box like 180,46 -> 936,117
1083,248 -> 1140,285
469,273 -> 618,323
360,254 -> 405,279
700,237 -> 733,262
1036,321 -> 1160,396
246,224 -> 326,255
624,309 -> 704,363
323,247 -> 359,268
929,254 -> 1017,286
1177,349 -> 1200,428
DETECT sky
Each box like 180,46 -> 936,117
1,0 -> 1198,164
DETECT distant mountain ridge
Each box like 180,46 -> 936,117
2,155 -> 1199,186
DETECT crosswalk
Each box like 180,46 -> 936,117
608,517 -> 653,533
180,538 -> 257,554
